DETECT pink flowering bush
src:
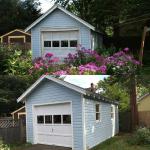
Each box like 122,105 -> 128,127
29,53 -> 60,76
30,47 -> 140,76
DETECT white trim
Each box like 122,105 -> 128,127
82,96 -> 86,150
17,75 -> 86,103
18,112 -> 26,119
40,27 -> 80,32
25,4 -> 95,32
32,101 -> 73,148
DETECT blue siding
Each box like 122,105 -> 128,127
25,79 -> 83,150
84,99 -> 118,149
31,9 -> 92,59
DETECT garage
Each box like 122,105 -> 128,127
33,102 -> 72,148
42,30 -> 79,58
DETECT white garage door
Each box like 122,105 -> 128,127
34,103 -> 72,147
42,30 -> 79,58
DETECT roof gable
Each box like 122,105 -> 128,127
17,75 -> 118,105
17,75 -> 86,102
25,4 -> 95,32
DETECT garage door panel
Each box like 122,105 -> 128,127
34,103 -> 72,148
35,103 -> 71,115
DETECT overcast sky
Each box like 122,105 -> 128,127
39,0 -> 54,13
63,75 -> 109,88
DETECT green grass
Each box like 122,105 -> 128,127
1,134 -> 150,150
0,140 -> 31,150
91,134 -> 150,150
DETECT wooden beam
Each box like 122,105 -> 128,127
139,26 -> 148,65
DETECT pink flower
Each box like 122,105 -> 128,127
99,65 -> 107,74
45,53 -> 53,58
53,70 -> 68,75
34,63 -> 40,69
123,48 -> 129,52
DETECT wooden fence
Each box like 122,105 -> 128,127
0,118 -> 26,144
138,111 -> 150,127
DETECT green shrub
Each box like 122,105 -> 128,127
128,127 -> 150,145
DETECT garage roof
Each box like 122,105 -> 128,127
25,4 -> 95,32
17,75 -> 118,105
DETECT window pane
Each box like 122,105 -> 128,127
44,41 -> 51,47
96,104 -> 99,112
37,116 -> 44,124
70,40 -> 77,47
63,115 -> 71,124
96,113 -> 100,121
53,41 -> 59,47
45,115 -> 52,124
54,115 -> 61,124
61,40 -> 68,47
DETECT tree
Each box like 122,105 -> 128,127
0,0 -> 41,35
0,75 -> 33,117
97,77 -> 130,112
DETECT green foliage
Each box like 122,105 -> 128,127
128,128 -> 150,145
0,0 -> 41,35
97,77 -> 130,111
0,45 -> 32,75
0,75 -> 34,116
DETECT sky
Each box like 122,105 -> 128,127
39,0 -> 54,13
63,75 -> 109,88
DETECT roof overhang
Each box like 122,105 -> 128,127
25,4 -> 95,32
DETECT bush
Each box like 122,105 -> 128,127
128,127 -> 150,145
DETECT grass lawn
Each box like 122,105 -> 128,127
1,134 -> 150,150
91,134 -> 150,150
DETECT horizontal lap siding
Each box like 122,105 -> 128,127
84,99 -> 113,149
26,79 -> 83,150
31,9 -> 91,59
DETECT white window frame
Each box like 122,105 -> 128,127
95,103 -> 101,122
111,105 -> 114,120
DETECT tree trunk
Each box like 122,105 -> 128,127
130,74 -> 138,131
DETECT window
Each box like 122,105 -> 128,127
45,115 -> 52,124
53,41 -> 59,47
96,104 -> 100,121
70,40 -> 77,47
37,115 -> 44,124
111,106 -> 114,119
61,40 -> 68,47
54,115 -> 61,124
44,41 -> 51,47
63,115 -> 71,124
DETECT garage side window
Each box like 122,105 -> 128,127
54,115 -> 61,124
63,115 -> 71,124
45,115 -> 52,124
96,104 -> 100,121
37,115 -> 44,124
111,106 -> 114,119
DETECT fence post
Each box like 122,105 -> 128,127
19,119 -> 24,143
